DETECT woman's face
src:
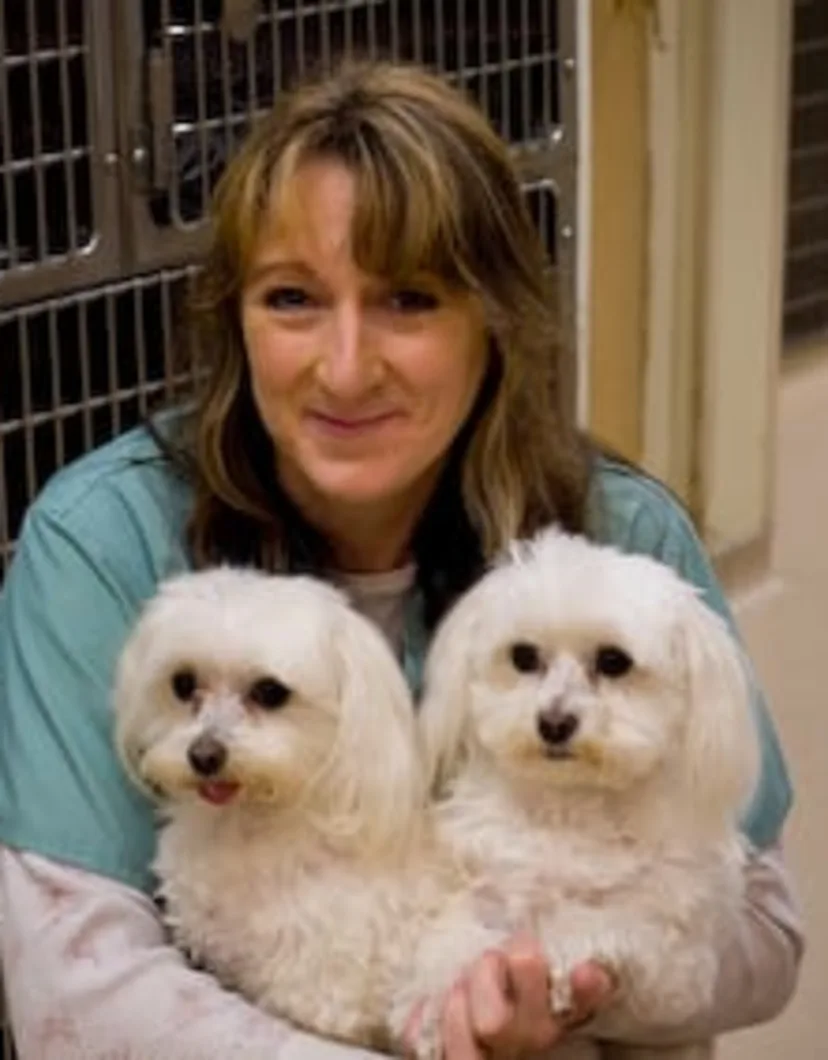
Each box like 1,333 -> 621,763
240,158 -> 488,521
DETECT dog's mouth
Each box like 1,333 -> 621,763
539,739 -> 605,768
196,780 -> 241,806
543,745 -> 576,761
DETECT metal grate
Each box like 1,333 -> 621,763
141,0 -> 562,229
0,1 -> 93,270
0,267 -> 195,579
784,0 -> 828,343
0,1 -> 121,308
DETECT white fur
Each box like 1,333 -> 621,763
404,528 -> 760,1060
113,536 -> 756,1060
113,567 -> 448,1051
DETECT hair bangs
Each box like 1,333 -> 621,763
253,118 -> 471,289
347,130 -> 469,287
227,138 -> 307,282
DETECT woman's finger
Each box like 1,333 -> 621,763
501,936 -> 561,1050
442,945 -> 618,1059
465,949 -> 514,1041
402,997 -> 427,1052
565,961 -> 618,1028
441,982 -> 488,1060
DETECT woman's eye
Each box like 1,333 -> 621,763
388,288 -> 440,313
263,286 -> 314,311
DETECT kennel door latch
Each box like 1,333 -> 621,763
145,46 -> 174,193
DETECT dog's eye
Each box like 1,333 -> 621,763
248,677 -> 291,710
594,646 -> 634,679
171,669 -> 198,701
509,642 -> 542,674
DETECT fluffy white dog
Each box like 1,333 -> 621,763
402,528 -> 760,1060
113,567 -> 449,1053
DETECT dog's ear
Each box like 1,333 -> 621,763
418,584 -> 486,794
674,588 -> 761,832
325,604 -> 425,853
111,603 -> 163,799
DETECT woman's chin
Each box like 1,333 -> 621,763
307,471 -> 415,508
297,456 -> 438,513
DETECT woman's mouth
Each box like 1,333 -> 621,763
307,412 -> 400,437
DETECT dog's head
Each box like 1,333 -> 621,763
114,567 -> 423,850
419,529 -> 760,830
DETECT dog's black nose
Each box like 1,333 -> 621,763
187,734 -> 228,777
537,710 -> 579,747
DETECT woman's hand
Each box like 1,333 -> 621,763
406,936 -> 615,1060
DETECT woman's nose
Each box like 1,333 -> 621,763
316,303 -> 381,400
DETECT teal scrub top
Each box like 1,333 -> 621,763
0,424 -> 793,895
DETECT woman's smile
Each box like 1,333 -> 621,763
304,409 -> 405,440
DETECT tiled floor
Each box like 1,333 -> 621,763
719,351 -> 828,1059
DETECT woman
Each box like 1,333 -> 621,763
0,61 -> 802,1059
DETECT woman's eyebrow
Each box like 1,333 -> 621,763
246,259 -> 319,285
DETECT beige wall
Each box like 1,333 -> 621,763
643,0 -> 712,509
586,0 -> 793,565
585,0 -> 652,463
694,0 -> 792,561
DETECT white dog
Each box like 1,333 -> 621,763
402,528 -> 760,1060
113,567 -> 450,1053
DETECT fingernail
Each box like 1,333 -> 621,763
564,1009 -> 593,1031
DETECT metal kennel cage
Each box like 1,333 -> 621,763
784,0 -> 828,345
0,1 -> 578,1047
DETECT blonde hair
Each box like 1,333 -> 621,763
164,59 -> 590,624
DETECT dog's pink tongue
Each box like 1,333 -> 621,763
197,781 -> 240,806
